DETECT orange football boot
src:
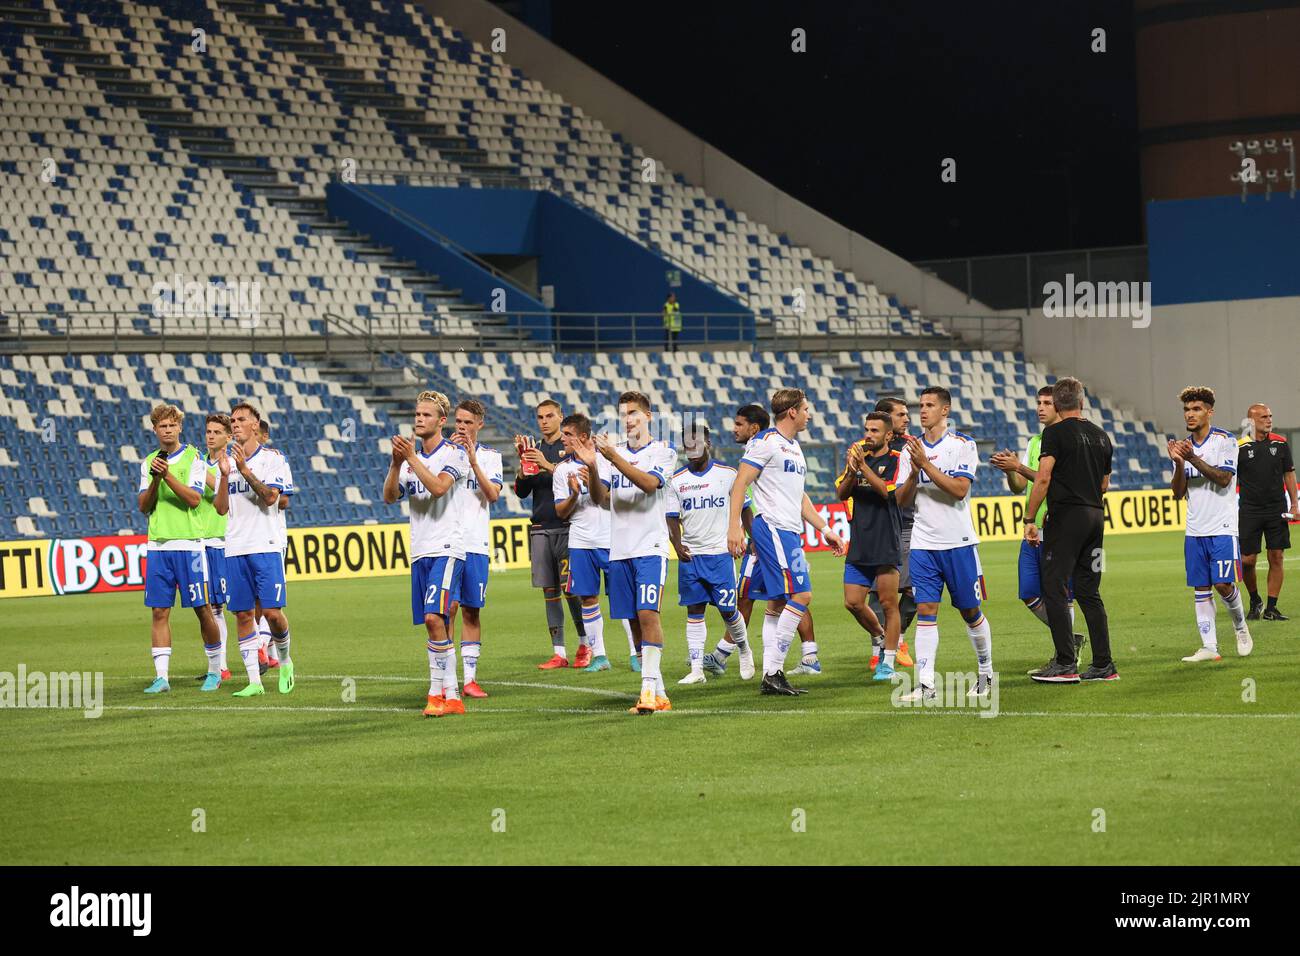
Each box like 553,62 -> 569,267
463,681 -> 488,698
574,645 -> 592,669
423,694 -> 446,717
441,698 -> 466,715
537,654 -> 569,670
654,695 -> 672,712
896,641 -> 914,667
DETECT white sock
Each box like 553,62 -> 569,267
582,604 -> 606,657
642,643 -> 662,695
553,643 -> 567,660
271,628 -> 291,665
965,612 -> 993,676
771,602 -> 806,674
151,646 -> 171,681
203,640 -> 222,675
257,616 -> 271,650
1068,602 -> 1076,630
427,638 -> 444,696
462,641 -> 480,683
442,641 -> 460,700
915,615 -> 939,688
1026,598 -> 1050,626
239,631 -> 261,685
1220,585 -> 1247,629
761,612 -> 780,675
714,637 -> 738,659
686,614 -> 706,670
723,609 -> 748,648
1194,589 -> 1217,651
884,648 -> 897,668
801,639 -> 818,661
214,611 -> 228,671
623,619 -> 637,656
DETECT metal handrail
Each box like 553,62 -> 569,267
0,309 -> 1023,355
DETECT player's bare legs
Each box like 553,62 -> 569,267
575,595 -> 609,671
681,601 -> 709,683
907,600 -> 993,698
424,611 -> 462,715
789,604 -> 822,675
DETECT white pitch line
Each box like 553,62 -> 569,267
93,704 -> 1300,720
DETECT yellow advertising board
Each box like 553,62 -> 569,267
0,493 -> 1188,599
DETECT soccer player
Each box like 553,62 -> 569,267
137,404 -> 221,693
1169,386 -> 1253,660
594,390 -> 679,713
835,411 -> 903,681
866,397 -> 916,669
728,388 -> 846,696
382,390 -> 469,716
213,402 -> 295,697
667,423 -> 752,684
553,412 -> 613,672
256,418 -> 293,671
894,387 -> 994,702
991,386 -> 1084,672
192,412 -> 233,684
726,403 -> 820,674
513,399 -> 589,669
1238,403 -> 1298,620
445,399 -> 503,697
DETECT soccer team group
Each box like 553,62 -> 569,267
135,378 -> 1297,714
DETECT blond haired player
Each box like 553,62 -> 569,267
382,390 -> 470,717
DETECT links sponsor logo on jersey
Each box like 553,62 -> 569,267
782,460 -> 807,475
680,494 -> 728,511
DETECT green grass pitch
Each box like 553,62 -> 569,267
2,530 -> 1297,865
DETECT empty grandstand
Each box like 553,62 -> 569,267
0,0 -> 1171,543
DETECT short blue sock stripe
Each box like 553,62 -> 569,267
238,633 -> 258,645
271,629 -> 288,640
687,614 -> 706,623
917,613 -> 938,624
460,640 -> 481,647
641,638 -> 664,648
722,610 -> 741,623
204,642 -> 221,651
786,600 -> 808,615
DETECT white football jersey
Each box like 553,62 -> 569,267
740,428 -> 807,533
605,439 -> 677,561
224,444 -> 291,557
909,431 -> 980,551
1183,427 -> 1239,537
553,453 -> 612,550
273,450 -> 294,552
456,444 -> 503,557
666,461 -> 737,556
399,438 -> 468,561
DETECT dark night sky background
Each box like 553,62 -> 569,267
530,0 -> 1141,262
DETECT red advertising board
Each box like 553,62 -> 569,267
48,534 -> 150,595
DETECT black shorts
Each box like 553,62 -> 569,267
1239,512 -> 1291,555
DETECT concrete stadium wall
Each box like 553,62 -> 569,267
1022,296 -> 1300,435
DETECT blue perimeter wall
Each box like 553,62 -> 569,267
328,184 -> 752,348
1147,194 -> 1300,305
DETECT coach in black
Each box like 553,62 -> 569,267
1022,377 -> 1116,683
1238,403 -> 1299,621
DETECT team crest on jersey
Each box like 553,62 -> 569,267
1271,446 -> 1278,456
